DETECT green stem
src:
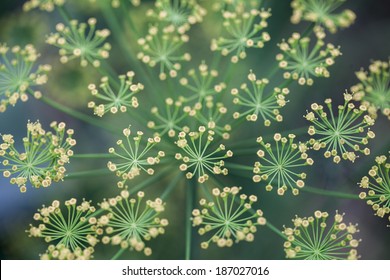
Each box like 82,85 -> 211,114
302,23 -> 315,37
185,180 -> 196,260
89,208 -> 104,219
225,162 -> 252,171
96,60 -> 120,88
229,148 -> 258,156
264,220 -> 286,240
38,95 -> 119,134
72,153 -> 114,159
66,168 -> 111,180
97,0 -> 158,93
111,247 -> 126,260
247,202 -> 286,240
121,0 -> 141,37
267,63 -> 281,80
280,78 -> 293,89
301,185 -> 359,200
57,6 -> 72,24
160,172 -> 182,200
228,125 -> 308,150
128,166 -> 172,195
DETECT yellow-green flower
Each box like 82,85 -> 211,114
283,210 -> 360,260
0,121 -> 76,192
305,92 -> 375,163
98,190 -> 168,256
87,71 -> 143,117
253,133 -> 313,195
192,186 -> 266,249
46,18 -> 111,67
291,0 -> 356,33
107,127 -> 164,188
0,43 -> 50,112
23,0 -> 65,12
28,198 -> 100,251
351,60 -> 390,120
175,126 -> 233,183
359,154 -> 390,221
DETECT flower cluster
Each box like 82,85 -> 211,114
231,71 -> 289,125
146,0 -> 206,33
23,0 -> 65,12
0,44 -> 50,112
276,28 -> 341,85
192,186 -> 266,249
98,190 -> 168,256
40,244 -> 94,260
87,71 -> 143,117
291,0 -> 356,33
46,18 -> 111,67
148,98 -> 187,138
211,7 -> 271,62
351,60 -> 390,120
107,127 -> 165,188
359,155 -> 390,221
137,25 -> 191,80
179,61 -> 226,104
305,93 -> 375,163
175,126 -> 233,183
0,121 -> 76,193
283,210 -> 360,259
2,0 -> 385,261
28,198 -> 100,251
189,96 -> 232,140
253,133 -> 313,196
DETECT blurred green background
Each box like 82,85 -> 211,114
0,0 -> 389,260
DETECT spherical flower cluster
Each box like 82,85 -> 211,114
28,198 -> 100,251
351,60 -> 390,120
0,43 -> 50,112
23,0 -> 65,12
291,0 -> 356,33
98,190 -> 168,256
283,210 -> 360,260
87,71 -> 143,117
175,126 -> 233,183
0,121 -> 76,193
146,0 -> 206,33
305,92 -> 375,163
107,127 -> 165,188
359,155 -> 390,221
137,24 -> 191,80
188,96 -> 232,140
40,244 -> 94,260
179,61 -> 226,104
305,93 -> 375,163
148,97 -> 187,138
231,71 -> 289,126
253,133 -> 313,196
46,18 -> 111,67
211,7 -> 271,63
192,186 -> 266,249
276,28 -> 341,86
